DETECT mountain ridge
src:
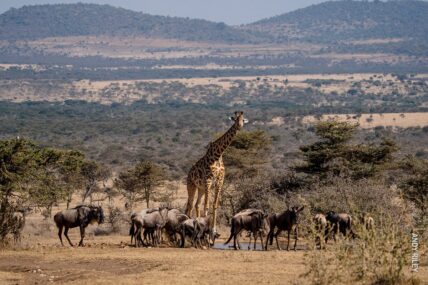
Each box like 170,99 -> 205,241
244,0 -> 428,42
0,3 -> 262,43
0,1 -> 427,44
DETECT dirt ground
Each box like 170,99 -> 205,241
0,235 -> 307,285
1,233 -> 427,285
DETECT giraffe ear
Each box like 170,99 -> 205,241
230,116 -> 235,121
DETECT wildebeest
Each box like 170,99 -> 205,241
54,205 -> 104,247
164,209 -> 189,246
192,215 -> 220,248
11,211 -> 26,243
180,218 -> 197,248
313,213 -> 327,249
266,206 -> 304,251
130,207 -> 169,247
224,209 -> 269,250
129,208 -> 152,246
325,211 -> 356,242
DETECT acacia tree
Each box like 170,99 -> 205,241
294,121 -> 398,180
0,138 -> 84,240
58,150 -> 85,209
80,160 -> 109,203
115,160 -> 167,209
222,130 -> 273,216
223,130 -> 272,180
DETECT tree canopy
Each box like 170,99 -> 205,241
294,121 -> 398,180
115,160 -> 167,209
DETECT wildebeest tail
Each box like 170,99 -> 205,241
224,221 -> 235,245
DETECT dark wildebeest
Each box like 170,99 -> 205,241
54,205 -> 104,247
180,218 -> 197,248
325,211 -> 356,243
11,211 -> 26,243
266,206 -> 304,251
164,209 -> 189,247
224,209 -> 269,250
192,215 -> 220,249
314,213 -> 327,249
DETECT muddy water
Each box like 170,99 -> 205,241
213,242 -> 308,251
214,242 -> 264,250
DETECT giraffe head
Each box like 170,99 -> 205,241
230,111 -> 248,129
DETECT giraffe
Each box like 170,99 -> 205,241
185,111 -> 248,233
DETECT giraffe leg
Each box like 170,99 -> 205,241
211,173 -> 224,233
195,189 -> 204,218
202,179 -> 213,217
185,180 -> 197,217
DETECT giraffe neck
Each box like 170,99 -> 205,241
206,123 -> 239,164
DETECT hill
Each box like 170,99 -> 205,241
244,0 -> 428,43
0,3 -> 261,43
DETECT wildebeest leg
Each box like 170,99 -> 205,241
64,227 -> 74,247
78,226 -> 86,247
265,230 -> 271,249
129,222 -> 134,245
248,233 -> 252,250
324,225 -> 331,244
180,227 -> 186,248
149,230 -> 155,246
234,229 -> 243,250
157,226 -> 163,245
253,231 -> 258,250
275,229 -> 282,250
236,231 -> 243,250
293,227 -> 298,250
333,224 -> 338,242
136,226 -> 143,247
151,230 -> 155,246
259,231 -> 266,251
57,225 -> 64,246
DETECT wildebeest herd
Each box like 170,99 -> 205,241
49,112 -> 374,250
52,205 -> 374,251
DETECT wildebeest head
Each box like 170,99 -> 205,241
325,210 -> 337,223
209,229 -> 221,246
290,206 -> 305,225
90,205 -> 104,224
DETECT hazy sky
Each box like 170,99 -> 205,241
0,0 -> 328,25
